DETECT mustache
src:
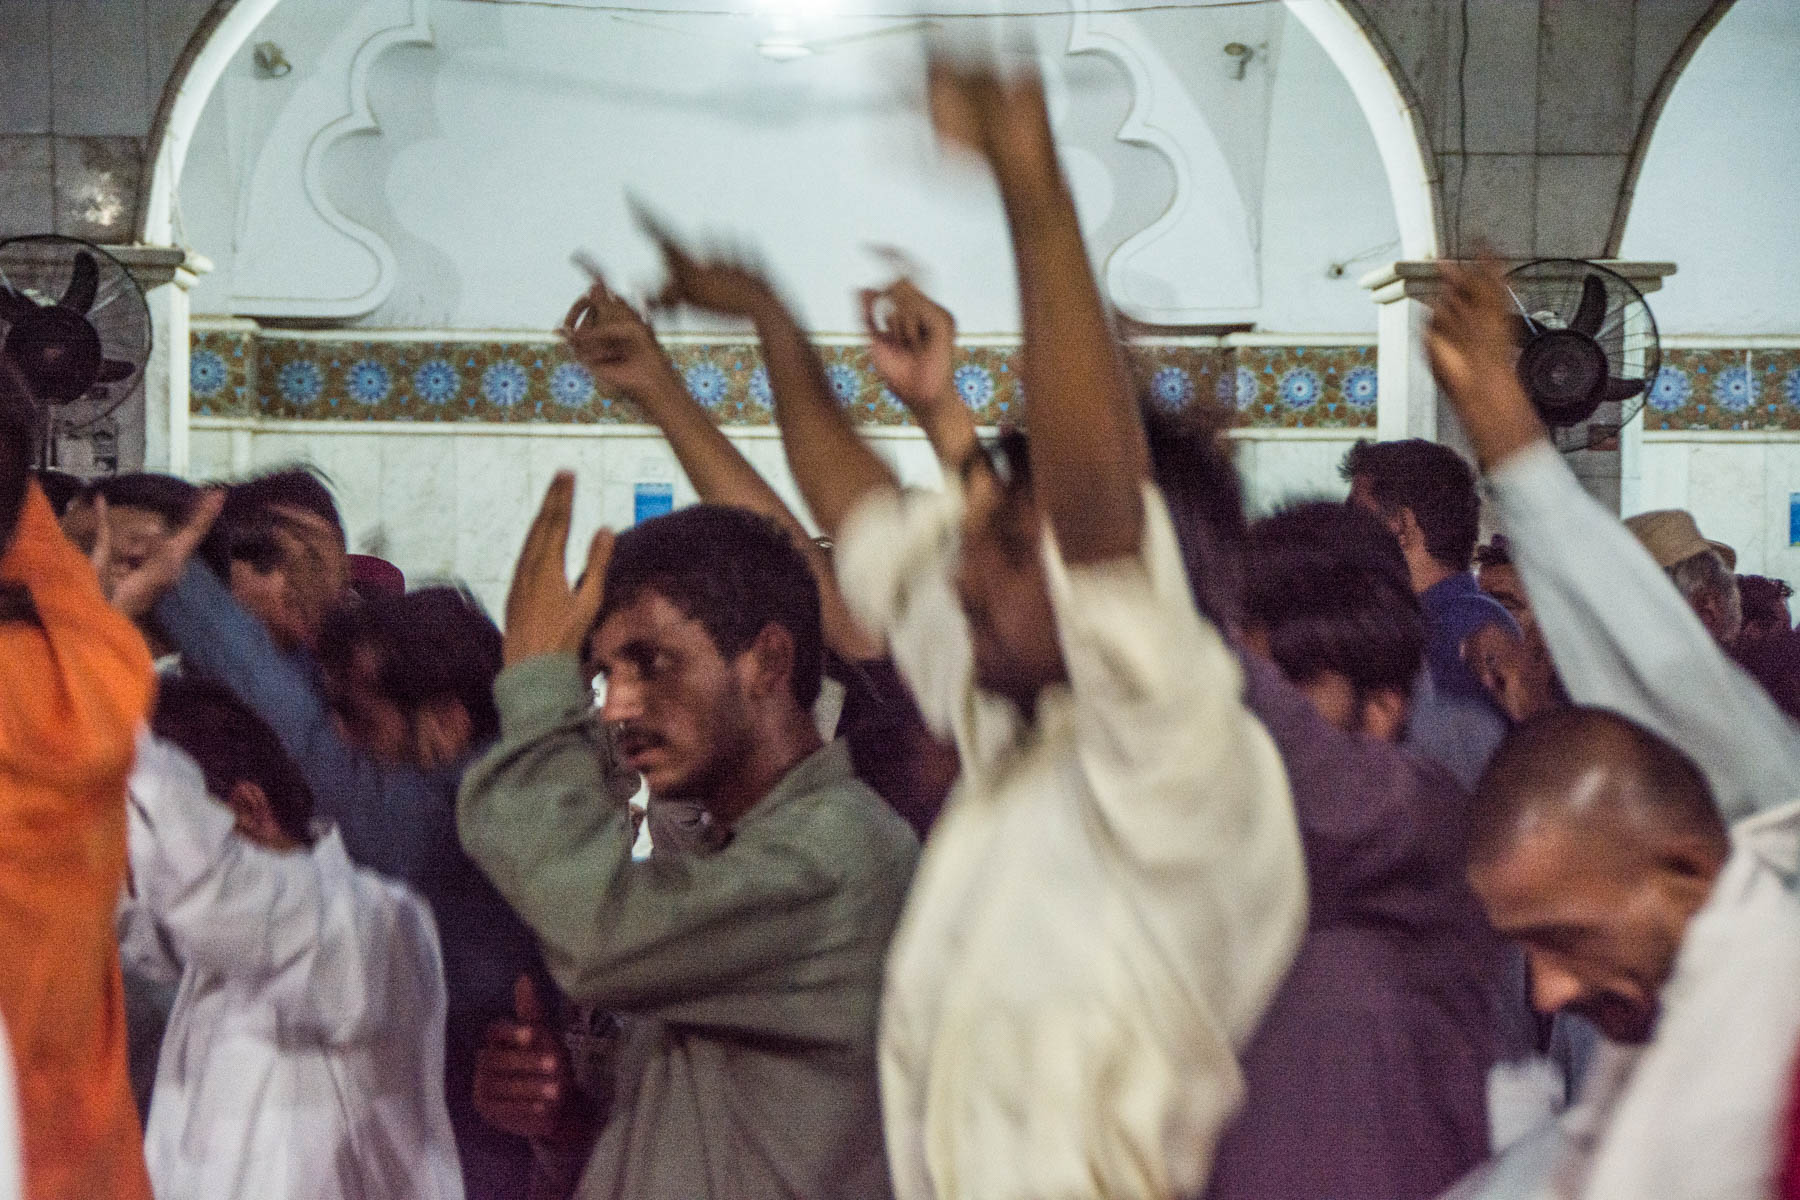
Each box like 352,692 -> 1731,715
613,726 -> 665,758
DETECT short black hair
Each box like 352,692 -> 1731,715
1244,501 -> 1425,698
599,504 -> 824,708
0,357 -> 38,555
317,586 -> 504,746
93,473 -> 199,528
1471,707 -> 1725,867
151,675 -> 317,846
200,466 -> 341,577
1341,438 -> 1481,572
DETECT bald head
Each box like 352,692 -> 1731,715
1467,707 -> 1729,1044
1471,707 -> 1725,869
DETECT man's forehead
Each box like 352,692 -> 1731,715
593,590 -> 712,657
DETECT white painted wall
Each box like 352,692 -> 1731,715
179,0 -> 1396,335
1620,0 -> 1800,335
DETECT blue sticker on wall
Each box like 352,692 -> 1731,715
1790,493 -> 1800,546
634,482 -> 674,525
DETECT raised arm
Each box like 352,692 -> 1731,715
632,214 -> 898,542
1426,259 -> 1800,819
862,279 -> 980,473
113,507 -> 455,883
929,57 -> 1147,564
560,277 -> 881,661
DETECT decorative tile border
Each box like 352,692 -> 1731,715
190,325 -> 1379,429
1645,347 -> 1800,432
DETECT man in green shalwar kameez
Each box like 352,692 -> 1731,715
458,477 -> 918,1200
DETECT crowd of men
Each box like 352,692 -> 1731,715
2,53 -> 1799,1200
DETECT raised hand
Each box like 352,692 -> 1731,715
267,503 -> 349,641
927,53 -> 1059,191
863,279 -> 957,410
104,489 -> 225,620
560,281 -> 683,404
1425,258 -> 1543,468
633,201 -> 778,322
862,278 -> 978,470
503,473 -> 614,667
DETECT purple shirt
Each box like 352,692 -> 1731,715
1205,652 -> 1515,1200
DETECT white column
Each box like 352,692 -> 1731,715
108,246 -> 209,476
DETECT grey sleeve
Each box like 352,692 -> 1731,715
1488,441 -> 1800,820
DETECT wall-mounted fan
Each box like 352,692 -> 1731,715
0,235 -> 152,469
1504,258 -> 1660,454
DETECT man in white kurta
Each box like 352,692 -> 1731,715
837,477 -> 1306,1199
120,733 -> 464,1200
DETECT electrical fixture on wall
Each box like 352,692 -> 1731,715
253,41 -> 293,79
1223,41 -> 1255,80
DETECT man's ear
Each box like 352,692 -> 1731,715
1392,507 -> 1425,556
416,698 -> 474,768
225,779 -> 287,848
740,624 -> 798,704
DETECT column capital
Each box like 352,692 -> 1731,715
94,244 -> 213,293
1360,259 -> 1678,306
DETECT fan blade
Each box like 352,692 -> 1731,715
61,251 -> 99,314
1569,272 -> 1608,337
1601,375 -> 1645,403
0,286 -> 35,324
96,359 -> 136,384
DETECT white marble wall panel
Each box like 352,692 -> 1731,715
1230,433 -> 1357,516
1634,436 -> 1800,593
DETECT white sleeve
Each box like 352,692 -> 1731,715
126,735 -> 414,1045
834,480 -> 1021,774
1040,485 -> 1307,1035
1487,442 -> 1800,821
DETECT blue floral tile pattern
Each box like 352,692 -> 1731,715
190,349 -> 228,400
827,363 -> 862,406
414,359 -> 459,406
277,360 -> 323,405
347,359 -> 391,406
482,362 -> 529,408
1233,366 -> 1259,411
684,362 -> 729,409
1642,349 -> 1800,431
747,365 -> 773,410
1342,365 -> 1378,410
197,329 -> 1386,429
1279,367 -> 1322,411
1150,366 -> 1194,411
953,364 -> 995,408
550,362 -> 596,408
1648,366 -> 1691,413
1713,365 -> 1758,413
